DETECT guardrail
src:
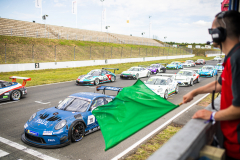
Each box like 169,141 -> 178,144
148,96 -> 223,160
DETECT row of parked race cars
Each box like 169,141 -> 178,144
0,58 -> 223,148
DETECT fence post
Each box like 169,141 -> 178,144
24,30 -> 26,37
74,46 -> 76,60
168,47 -> 170,56
11,28 -> 12,36
90,46 -> 91,59
111,47 -> 113,59
131,47 -> 132,57
176,48 -> 177,55
32,45 -> 34,62
146,48 -> 147,56
5,43 -> 6,63
121,47 -> 123,58
58,33 -> 59,39
152,48 -> 153,57
48,32 -> 49,38
172,48 -> 174,55
139,48 -> 140,57
103,47 -> 105,59
36,31 -> 38,38
55,45 -> 56,61
67,34 -> 68,40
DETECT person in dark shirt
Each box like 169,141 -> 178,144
182,10 -> 240,160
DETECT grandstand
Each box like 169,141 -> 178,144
0,18 -> 163,47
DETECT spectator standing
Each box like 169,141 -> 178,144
182,10 -> 240,160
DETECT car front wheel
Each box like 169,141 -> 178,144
175,85 -> 179,94
110,76 -> 116,82
94,78 -> 100,85
70,121 -> 85,142
189,79 -> 193,86
164,90 -> 168,99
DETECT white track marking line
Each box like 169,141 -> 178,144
0,101 -> 19,106
27,80 -> 75,88
0,149 -> 9,158
111,93 -> 210,160
0,136 -> 58,160
35,101 -> 50,105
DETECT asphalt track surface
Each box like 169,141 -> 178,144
0,60 -> 221,160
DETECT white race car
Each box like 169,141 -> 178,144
213,56 -> 222,61
120,66 -> 151,79
175,69 -> 200,86
145,74 -> 179,99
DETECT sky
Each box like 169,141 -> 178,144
0,0 -> 223,43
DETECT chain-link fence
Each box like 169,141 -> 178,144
0,43 -> 193,64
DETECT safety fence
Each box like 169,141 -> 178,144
0,43 -> 192,64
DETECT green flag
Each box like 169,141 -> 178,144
92,79 -> 179,151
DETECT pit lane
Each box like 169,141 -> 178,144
0,60 -> 221,160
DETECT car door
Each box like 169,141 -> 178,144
87,97 -> 106,129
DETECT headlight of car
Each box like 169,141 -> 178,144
29,113 -> 37,122
55,120 -> 67,130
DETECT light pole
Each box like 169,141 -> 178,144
164,36 -> 167,47
42,15 -> 48,28
149,16 -> 152,39
106,26 -> 110,42
141,32 -> 145,44
100,0 -> 104,32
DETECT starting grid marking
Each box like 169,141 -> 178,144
0,137 -> 58,160
35,101 -> 51,105
0,100 -> 19,106
0,149 -> 9,158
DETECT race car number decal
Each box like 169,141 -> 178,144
87,115 -> 95,125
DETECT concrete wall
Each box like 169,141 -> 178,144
0,54 -> 194,73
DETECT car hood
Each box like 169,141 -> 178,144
146,84 -> 166,90
121,71 -> 138,75
147,67 -> 157,71
78,75 -> 97,81
167,64 -> 177,67
29,107 -> 81,130
175,75 -> 189,80
199,69 -> 212,73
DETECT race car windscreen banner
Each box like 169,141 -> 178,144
92,79 -> 179,151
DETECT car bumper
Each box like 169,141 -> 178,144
76,80 -> 95,85
166,67 -> 177,69
177,81 -> 189,86
120,75 -> 135,79
21,132 -> 70,149
199,73 -> 212,77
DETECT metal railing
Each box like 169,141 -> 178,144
0,43 -> 193,64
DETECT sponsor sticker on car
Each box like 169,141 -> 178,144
43,131 -> 53,135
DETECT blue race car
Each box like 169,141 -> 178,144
166,61 -> 183,70
21,86 -> 122,148
76,68 -> 118,85
215,63 -> 224,72
198,65 -> 218,77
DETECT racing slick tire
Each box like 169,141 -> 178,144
189,79 -> 193,86
164,90 -> 168,99
197,77 -> 200,83
94,78 -> 100,85
70,121 -> 85,142
175,85 -> 179,94
110,76 -> 116,82
11,90 -> 21,101
135,74 -> 139,79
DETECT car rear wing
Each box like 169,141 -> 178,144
9,76 -> 31,86
96,85 -> 123,95
102,68 -> 119,73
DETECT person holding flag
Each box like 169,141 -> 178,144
182,10 -> 240,160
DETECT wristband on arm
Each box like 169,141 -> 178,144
205,111 -> 217,125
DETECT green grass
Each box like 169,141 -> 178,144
197,93 -> 220,107
0,56 -> 214,87
125,124 -> 182,160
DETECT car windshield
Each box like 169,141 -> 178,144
202,66 -> 213,70
128,68 -> 140,71
146,78 -> 167,85
56,97 -> 90,112
170,62 -> 177,65
177,71 -> 193,76
150,64 -> 159,68
88,70 -> 101,76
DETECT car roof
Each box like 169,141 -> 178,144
69,92 -> 107,100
